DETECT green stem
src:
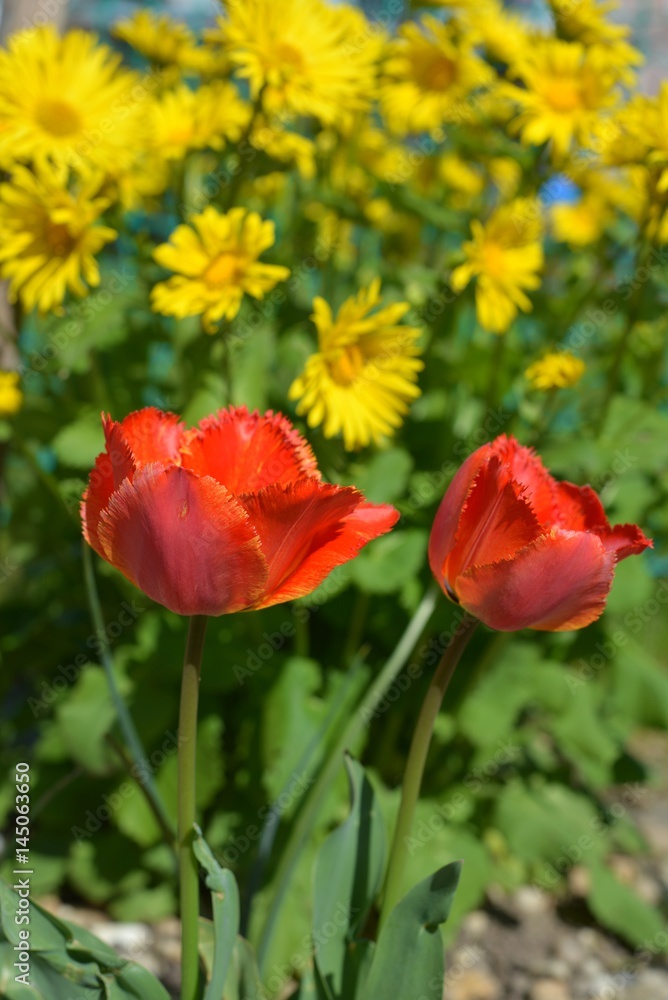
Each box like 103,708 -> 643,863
178,615 -> 208,1000
484,333 -> 506,412
256,585 -> 439,972
379,613 -> 477,929
82,545 -> 174,846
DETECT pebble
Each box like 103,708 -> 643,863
530,978 -> 570,1000
447,969 -> 501,1000
461,911 -> 491,941
513,885 -> 551,916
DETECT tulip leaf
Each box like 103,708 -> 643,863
312,755 -> 387,1000
0,878 -> 170,999
363,861 -> 462,1000
587,863 -> 667,951
193,825 -> 240,1000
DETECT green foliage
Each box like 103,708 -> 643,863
0,879 -> 170,999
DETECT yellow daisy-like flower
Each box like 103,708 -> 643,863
503,39 -> 621,160
0,26 -> 143,175
288,279 -> 423,451
548,0 -> 642,82
525,352 -> 585,390
150,82 -> 250,161
0,372 -> 23,416
151,207 -> 290,333
112,10 -> 195,66
462,0 -> 537,67
380,16 -> 493,135
0,164 -> 117,314
214,0 -> 382,127
451,198 -> 543,335
551,193 -> 610,246
250,117 -> 316,179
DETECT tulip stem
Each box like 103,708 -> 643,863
380,613 -> 477,930
178,614 -> 208,1000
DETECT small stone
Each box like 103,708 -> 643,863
530,979 -> 570,1000
90,921 -> 151,955
556,935 -> 586,967
541,959 -> 570,980
446,969 -> 501,1000
514,886 -> 550,916
568,864 -> 591,897
461,911 -> 490,941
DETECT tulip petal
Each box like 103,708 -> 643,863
456,529 -> 617,631
97,466 -> 267,616
239,479 -> 398,609
444,456 -> 542,585
492,436 -> 559,524
553,481 -> 609,531
428,443 -> 495,585
81,421 -> 136,556
596,522 -> 653,561
181,406 -> 320,494
117,407 -> 185,467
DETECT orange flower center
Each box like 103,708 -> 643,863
544,78 -> 583,113
480,241 -> 506,279
204,252 -> 245,288
35,99 -> 82,137
44,220 -> 76,257
265,41 -> 305,82
328,345 -> 366,386
415,51 -> 457,92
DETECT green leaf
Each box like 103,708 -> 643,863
312,756 -> 387,1000
193,826 -> 240,1000
348,449 -> 414,505
364,862 -> 462,1000
51,410 -> 106,471
349,530 -> 427,595
587,863 -> 666,950
0,879 -> 170,1000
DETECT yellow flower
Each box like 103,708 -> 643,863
250,118 -> 316,179
0,372 -> 23,416
451,199 -> 543,334
0,164 -> 117,314
547,0 -> 642,82
0,26 -> 143,175
112,10 -> 195,66
150,82 -> 250,161
214,0 -> 381,127
551,194 -> 610,246
462,0 -> 537,67
439,154 -> 485,196
525,352 -> 585,390
105,151 -> 170,212
288,279 -> 423,450
503,39 -> 621,160
380,16 -> 493,135
151,207 -> 290,332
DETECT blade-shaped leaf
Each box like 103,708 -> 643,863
193,825 -> 240,1000
364,862 -> 462,1000
312,755 -> 386,1000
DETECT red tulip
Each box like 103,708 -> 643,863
428,435 -> 652,631
82,406 -> 399,616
